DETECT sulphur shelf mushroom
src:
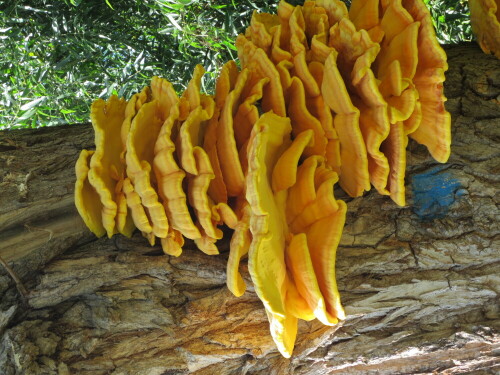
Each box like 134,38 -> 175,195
469,0 -> 500,59
75,0 -> 451,358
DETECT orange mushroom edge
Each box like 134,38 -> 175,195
468,0 -> 500,59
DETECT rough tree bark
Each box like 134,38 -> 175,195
0,43 -> 499,375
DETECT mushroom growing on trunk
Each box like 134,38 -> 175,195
75,0 -> 452,358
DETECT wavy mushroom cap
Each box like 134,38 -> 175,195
88,95 -> 127,237
75,150 -> 106,238
469,0 -> 500,59
126,100 -> 169,238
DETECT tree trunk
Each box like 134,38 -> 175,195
0,43 -> 499,375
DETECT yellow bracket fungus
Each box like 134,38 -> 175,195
153,91 -> 200,241
272,129 -> 314,192
469,0 -> 500,59
323,51 -> 370,197
76,0 -> 452,359
288,77 -> 327,158
114,178 -> 136,238
233,77 -> 270,151
126,100 -> 169,238
405,0 -> 451,163
75,150 -> 106,238
246,112 -> 292,318
236,34 -> 287,117
329,18 -> 390,196
203,107 -> 227,205
88,95 -> 127,238
122,177 -> 152,235
226,202 -> 252,297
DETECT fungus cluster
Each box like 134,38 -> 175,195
469,0 -> 500,59
75,0 -> 450,357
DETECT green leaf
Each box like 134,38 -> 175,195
166,13 -> 183,31
15,107 -> 37,124
20,96 -> 46,111
105,0 -> 114,10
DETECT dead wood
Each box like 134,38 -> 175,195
0,43 -> 498,375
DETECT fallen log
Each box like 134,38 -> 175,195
0,43 -> 499,374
